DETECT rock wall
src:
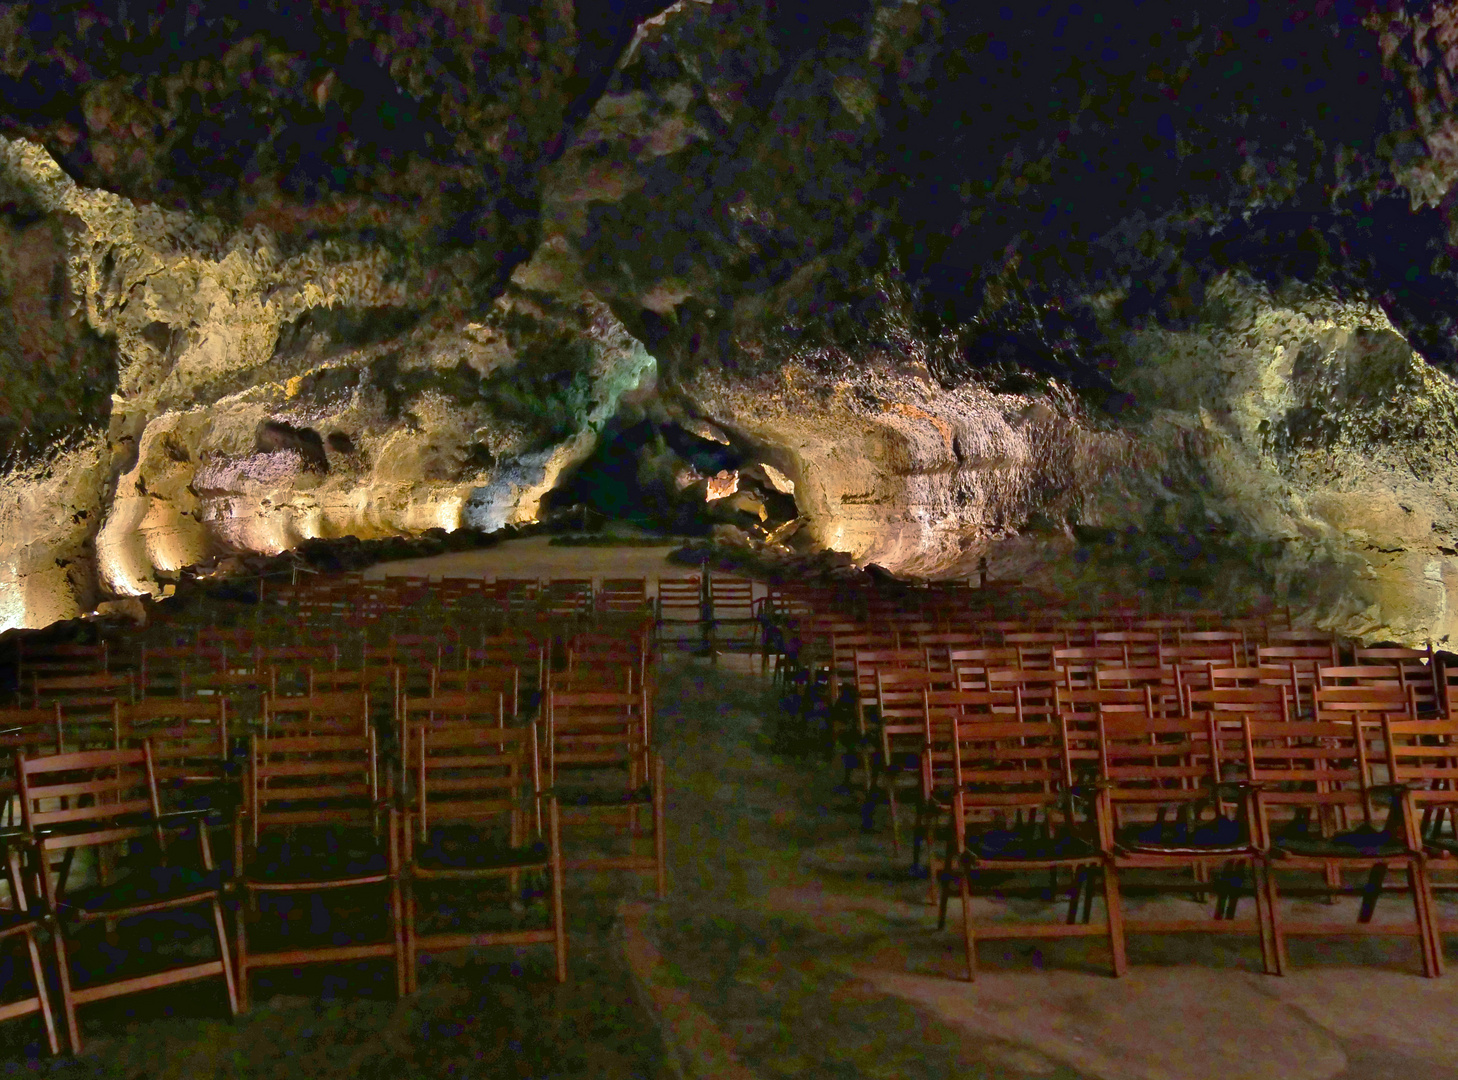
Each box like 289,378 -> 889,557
9,2 -> 1458,642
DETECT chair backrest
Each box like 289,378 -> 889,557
399,692 -> 506,758
19,640 -> 109,683
874,669 -> 949,754
405,722 -> 541,840
0,706 -> 63,794
1241,712 -> 1378,822
263,691 -> 370,739
545,578 -> 595,616
1381,715 -> 1458,812
1310,682 -> 1415,724
430,667 -> 519,719
1055,685 -> 1156,778
246,730 -> 380,842
32,671 -> 134,709
599,578 -> 649,612
17,745 -> 164,904
1351,646 -> 1440,715
656,578 -> 703,621
922,689 -> 1003,799
117,698 -> 229,796
1096,705 -> 1221,816
544,687 -> 650,784
949,688 -> 1071,819
948,647 -> 1020,689
708,574 -> 755,620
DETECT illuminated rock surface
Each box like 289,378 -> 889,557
8,2 -> 1458,643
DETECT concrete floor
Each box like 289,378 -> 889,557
3,653 -> 1458,1077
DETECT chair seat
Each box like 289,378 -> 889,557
554,785 -> 653,808
245,828 -> 389,884
414,826 -> 549,871
1118,816 -> 1253,856
962,829 -> 1099,863
63,865 -> 224,914
1272,825 -> 1410,859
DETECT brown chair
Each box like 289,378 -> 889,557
1381,713 -> 1458,944
116,699 -> 232,820
401,722 -> 566,988
1093,698 -> 1278,973
1243,707 -> 1440,976
869,668 -> 954,852
233,730 -> 404,1008
16,743 -> 237,1052
544,688 -> 666,898
655,577 -> 704,654
937,687 -> 1126,980
706,573 -> 758,662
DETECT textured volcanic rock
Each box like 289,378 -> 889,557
8,1 -> 1458,643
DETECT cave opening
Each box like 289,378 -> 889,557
544,419 -> 798,541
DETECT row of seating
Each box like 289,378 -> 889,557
755,581 -> 1458,980
0,585 -> 672,1056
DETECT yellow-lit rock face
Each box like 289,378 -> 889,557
0,139 -> 655,628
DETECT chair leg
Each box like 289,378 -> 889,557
235,891 -> 252,1012
403,878 -> 419,995
549,802 -> 568,983
887,782 -> 902,857
1357,863 -> 1387,924
22,929 -> 59,1056
1263,861 -> 1289,975
210,897 -> 240,1018
1101,863 -> 1128,978
1066,866 -> 1087,925
1251,860 -> 1279,976
1405,862 -> 1443,978
653,756 -> 668,900
959,866 -> 976,982
391,875 -> 407,999
50,925 -> 81,1055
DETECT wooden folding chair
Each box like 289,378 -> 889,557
655,577 -> 704,654
233,729 -> 403,1008
544,688 -> 666,898
1094,697 -> 1278,973
1244,703 -> 1440,976
401,723 -> 566,987
937,687 -> 1126,980
1382,713 -> 1458,935
706,573 -> 758,663
0,707 -> 61,828
17,743 -> 237,1051
116,699 -> 233,820
869,668 -> 954,850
